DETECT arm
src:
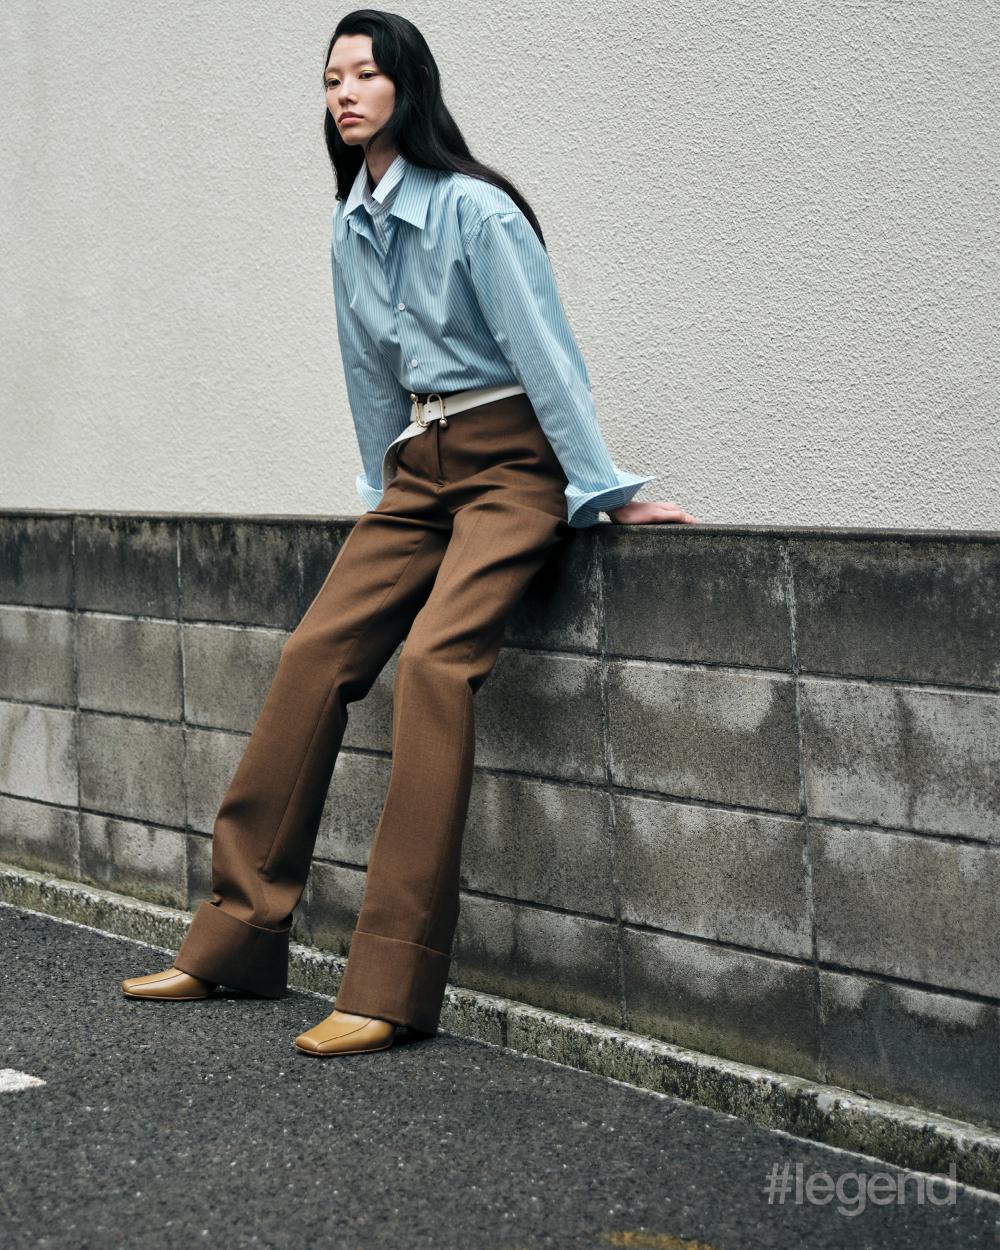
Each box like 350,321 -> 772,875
332,243 -> 412,512
462,209 -> 656,527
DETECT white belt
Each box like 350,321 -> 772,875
380,383 -> 526,492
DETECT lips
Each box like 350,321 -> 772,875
340,114 -> 362,123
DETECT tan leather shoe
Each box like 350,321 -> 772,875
294,1008 -> 396,1056
121,966 -> 217,1000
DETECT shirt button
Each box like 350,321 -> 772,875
410,358 -> 418,367
397,302 -> 406,311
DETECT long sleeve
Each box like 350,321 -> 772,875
463,209 -> 656,527
332,245 -> 412,512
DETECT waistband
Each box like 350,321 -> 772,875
383,383 -> 527,491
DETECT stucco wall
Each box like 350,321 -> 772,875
1,2 -> 997,525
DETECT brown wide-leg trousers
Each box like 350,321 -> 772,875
171,392 -> 572,1035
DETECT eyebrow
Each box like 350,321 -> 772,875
324,59 -> 376,77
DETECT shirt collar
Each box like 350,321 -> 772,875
342,152 -> 438,231
361,154 -> 404,217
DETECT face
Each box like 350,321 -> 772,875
325,34 -> 396,149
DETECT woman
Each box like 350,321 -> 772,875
121,10 -> 698,1055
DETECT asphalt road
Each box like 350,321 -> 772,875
1,904 -> 997,1250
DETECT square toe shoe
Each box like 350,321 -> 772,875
121,967 -> 217,999
294,1009 -> 396,1056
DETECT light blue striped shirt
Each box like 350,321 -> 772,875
332,153 -> 656,527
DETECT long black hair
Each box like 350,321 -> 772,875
322,10 -> 546,248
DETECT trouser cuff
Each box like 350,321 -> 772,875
173,899 -> 290,998
334,929 -> 451,1036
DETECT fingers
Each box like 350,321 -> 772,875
613,502 -> 700,525
657,503 -> 698,524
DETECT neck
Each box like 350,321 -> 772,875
364,142 -> 398,188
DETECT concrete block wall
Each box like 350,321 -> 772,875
1,509 -> 998,1131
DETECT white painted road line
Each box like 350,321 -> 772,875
0,1069 -> 47,1092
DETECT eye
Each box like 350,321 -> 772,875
325,71 -> 376,87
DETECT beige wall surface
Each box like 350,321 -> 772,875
1,2 -> 997,527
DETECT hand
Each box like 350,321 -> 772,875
608,500 -> 699,525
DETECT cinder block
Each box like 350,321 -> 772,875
182,623 -> 285,732
340,647 -> 398,753
0,794 -> 79,877
615,795 -> 810,958
453,893 -> 621,1028
180,519 -> 303,629
183,725 -> 247,834
345,646 -> 605,783
608,662 -> 800,810
622,927 -> 820,1080
811,822 -> 1000,998
289,893 -> 311,946
604,530 -> 791,667
460,772 -> 615,917
821,969 -> 1000,1130
801,678 -> 1000,843
0,514 -> 72,607
80,811 -> 186,908
186,831 -> 213,907
78,614 -> 181,719
78,711 -> 185,826
0,700 -> 77,805
792,537 -> 1000,689
184,721 -> 390,860
296,521 -> 594,654
307,860 -> 366,955
75,515 -> 178,617
502,530 -> 601,653
296,521 -> 353,621
0,606 -> 74,704
314,751 -> 391,866
474,650 -> 605,782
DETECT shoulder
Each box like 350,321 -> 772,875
435,172 -> 523,244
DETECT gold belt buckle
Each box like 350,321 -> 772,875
410,391 -> 448,429
409,392 -> 427,428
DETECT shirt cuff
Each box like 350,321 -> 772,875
356,473 -> 384,513
565,473 -> 657,528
